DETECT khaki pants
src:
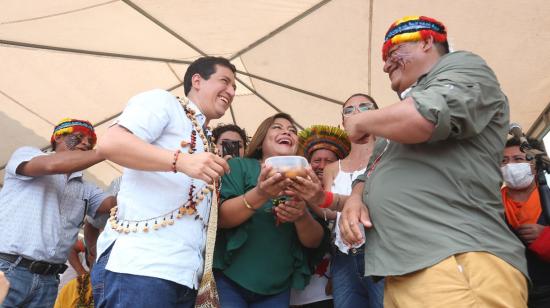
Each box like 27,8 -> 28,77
384,252 -> 527,308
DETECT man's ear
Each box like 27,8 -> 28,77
52,134 -> 66,151
421,36 -> 435,52
191,73 -> 202,92
53,135 -> 63,144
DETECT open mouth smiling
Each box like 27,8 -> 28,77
276,136 -> 293,146
218,95 -> 230,105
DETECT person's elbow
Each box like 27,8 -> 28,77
300,221 -> 324,248
304,237 -> 322,249
401,119 -> 435,144
97,196 -> 116,214
217,206 -> 240,229
218,214 -> 241,229
96,127 -> 122,159
301,233 -> 323,249
96,138 -> 113,160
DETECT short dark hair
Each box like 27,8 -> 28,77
505,137 -> 546,153
212,124 -> 248,150
183,57 -> 237,96
435,41 -> 450,56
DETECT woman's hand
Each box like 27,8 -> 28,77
274,198 -> 307,223
257,164 -> 292,198
287,167 -> 325,205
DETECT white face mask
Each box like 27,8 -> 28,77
501,163 -> 534,189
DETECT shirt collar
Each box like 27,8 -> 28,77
399,87 -> 413,99
186,99 -> 206,126
68,171 -> 83,181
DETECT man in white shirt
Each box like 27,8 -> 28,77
90,56 -> 236,307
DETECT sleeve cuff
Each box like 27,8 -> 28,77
352,174 -> 366,187
410,89 -> 451,142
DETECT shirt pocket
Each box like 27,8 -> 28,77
60,184 -> 88,229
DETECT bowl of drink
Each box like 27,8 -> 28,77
265,156 -> 308,179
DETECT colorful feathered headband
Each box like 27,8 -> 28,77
51,118 -> 97,147
382,16 -> 447,61
298,125 -> 351,161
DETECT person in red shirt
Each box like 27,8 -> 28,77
501,137 -> 550,307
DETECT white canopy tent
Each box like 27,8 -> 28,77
1,0 -> 549,187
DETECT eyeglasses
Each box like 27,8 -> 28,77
342,102 -> 375,117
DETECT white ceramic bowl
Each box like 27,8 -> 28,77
265,156 -> 309,178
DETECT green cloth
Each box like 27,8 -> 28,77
213,157 -> 329,295
355,51 -> 528,278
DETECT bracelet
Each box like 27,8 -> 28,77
172,149 -> 181,173
243,192 -> 255,211
319,191 -> 333,209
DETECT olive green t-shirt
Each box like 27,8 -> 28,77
213,157 -> 328,295
355,51 -> 528,278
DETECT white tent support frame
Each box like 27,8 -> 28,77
528,101 -> 550,140
0,0 -> 365,179
2,1 -> 549,189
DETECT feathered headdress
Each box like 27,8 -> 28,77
298,125 -> 351,161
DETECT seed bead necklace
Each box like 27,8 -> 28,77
108,98 -> 220,234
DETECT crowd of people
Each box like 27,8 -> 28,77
0,14 -> 549,308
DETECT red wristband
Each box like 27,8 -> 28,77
320,191 -> 333,208
172,149 -> 181,173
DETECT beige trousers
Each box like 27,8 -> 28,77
384,252 -> 527,308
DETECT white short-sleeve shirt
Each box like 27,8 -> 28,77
96,89 -> 212,288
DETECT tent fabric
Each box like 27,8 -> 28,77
1,0 -> 549,187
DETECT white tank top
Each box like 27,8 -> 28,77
331,160 -> 366,195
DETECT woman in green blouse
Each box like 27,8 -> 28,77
214,112 -> 328,307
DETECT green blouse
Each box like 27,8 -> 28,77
213,157 -> 329,295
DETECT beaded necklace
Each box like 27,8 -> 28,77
108,98 -> 220,234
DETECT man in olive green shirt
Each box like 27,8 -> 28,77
339,16 -> 528,307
